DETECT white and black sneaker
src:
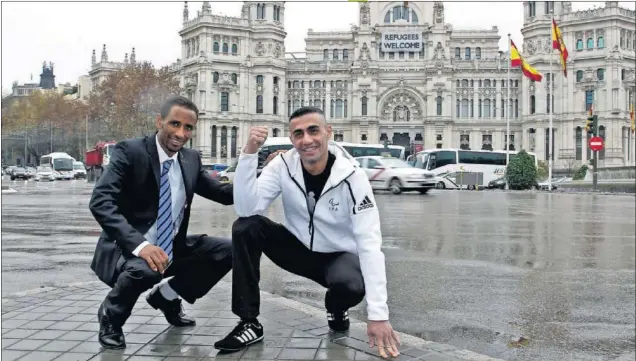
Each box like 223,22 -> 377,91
327,310 -> 350,332
214,319 -> 264,352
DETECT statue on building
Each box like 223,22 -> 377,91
101,44 -> 108,62
359,2 -> 370,26
183,1 -> 189,22
91,49 -> 97,65
433,2 -> 444,24
433,42 -> 446,60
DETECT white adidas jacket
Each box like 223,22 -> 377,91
233,142 -> 389,321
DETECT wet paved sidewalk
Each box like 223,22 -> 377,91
1,281 -> 502,361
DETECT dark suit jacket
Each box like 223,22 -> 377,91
89,134 -> 233,287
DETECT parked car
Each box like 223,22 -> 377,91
10,167 -> 30,181
34,166 -> 55,182
202,163 -> 229,179
217,165 -> 236,183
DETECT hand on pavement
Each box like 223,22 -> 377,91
138,245 -> 169,274
367,320 -> 401,358
243,126 -> 269,154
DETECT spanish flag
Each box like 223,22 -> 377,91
551,19 -> 569,77
631,103 -> 635,134
510,40 -> 543,82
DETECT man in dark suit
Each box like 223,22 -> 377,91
89,95 -> 233,349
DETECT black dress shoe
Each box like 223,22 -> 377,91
146,288 -> 196,327
97,304 -> 126,349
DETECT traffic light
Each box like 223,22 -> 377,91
586,108 -> 594,134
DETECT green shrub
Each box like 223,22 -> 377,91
506,150 -> 538,190
572,165 -> 587,180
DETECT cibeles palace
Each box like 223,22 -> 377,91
89,1 -> 636,167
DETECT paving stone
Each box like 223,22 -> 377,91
50,352 -> 95,361
1,349 -> 29,361
14,350 -> 62,361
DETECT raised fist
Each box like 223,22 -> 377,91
243,126 -> 269,154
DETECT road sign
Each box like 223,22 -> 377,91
589,136 -> 604,151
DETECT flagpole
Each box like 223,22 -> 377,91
548,17 -> 554,191
506,33 -> 511,190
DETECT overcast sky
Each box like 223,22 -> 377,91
2,1 -> 633,95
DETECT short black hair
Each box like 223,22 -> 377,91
159,95 -> 199,120
289,106 -> 325,122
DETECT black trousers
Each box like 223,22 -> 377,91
102,235 -> 232,327
231,215 -> 365,320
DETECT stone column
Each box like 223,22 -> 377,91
216,133 -> 222,163
226,130 -> 232,165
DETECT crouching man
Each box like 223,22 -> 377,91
214,107 -> 401,359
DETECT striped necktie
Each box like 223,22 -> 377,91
157,159 -> 174,260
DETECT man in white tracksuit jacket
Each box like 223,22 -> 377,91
214,107 -> 401,358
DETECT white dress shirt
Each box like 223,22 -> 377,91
132,135 -> 187,256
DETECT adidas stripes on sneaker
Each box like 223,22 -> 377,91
214,319 -> 264,352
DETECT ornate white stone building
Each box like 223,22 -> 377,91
167,1 -> 634,167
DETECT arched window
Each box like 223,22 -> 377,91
231,73 -> 237,84
384,5 -> 417,24
213,42 -> 219,52
287,100 -> 291,115
232,44 -> 238,54
314,80 -> 320,87
323,49 -> 329,60
222,43 -> 228,53
455,47 -> 461,59
273,96 -> 278,115
484,99 -> 491,118
461,79 -> 469,87
597,37 -> 604,49
256,95 -> 263,114
515,99 -> 519,118
256,75 -> 263,84
476,47 -> 482,60
576,39 -> 583,50
335,99 -> 343,117
461,99 -> 469,118
597,68 -> 604,80
361,96 -> 368,116
436,96 -> 443,116
333,49 -> 339,60
587,38 -> 594,49
213,72 -> 219,83
465,47 -> 471,60
220,92 -> 229,112
530,95 -> 536,114
576,70 -> 583,82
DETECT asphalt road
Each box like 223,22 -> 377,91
1,178 -> 634,361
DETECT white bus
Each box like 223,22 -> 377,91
408,148 -> 538,189
40,152 -> 75,180
256,138 -> 406,164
